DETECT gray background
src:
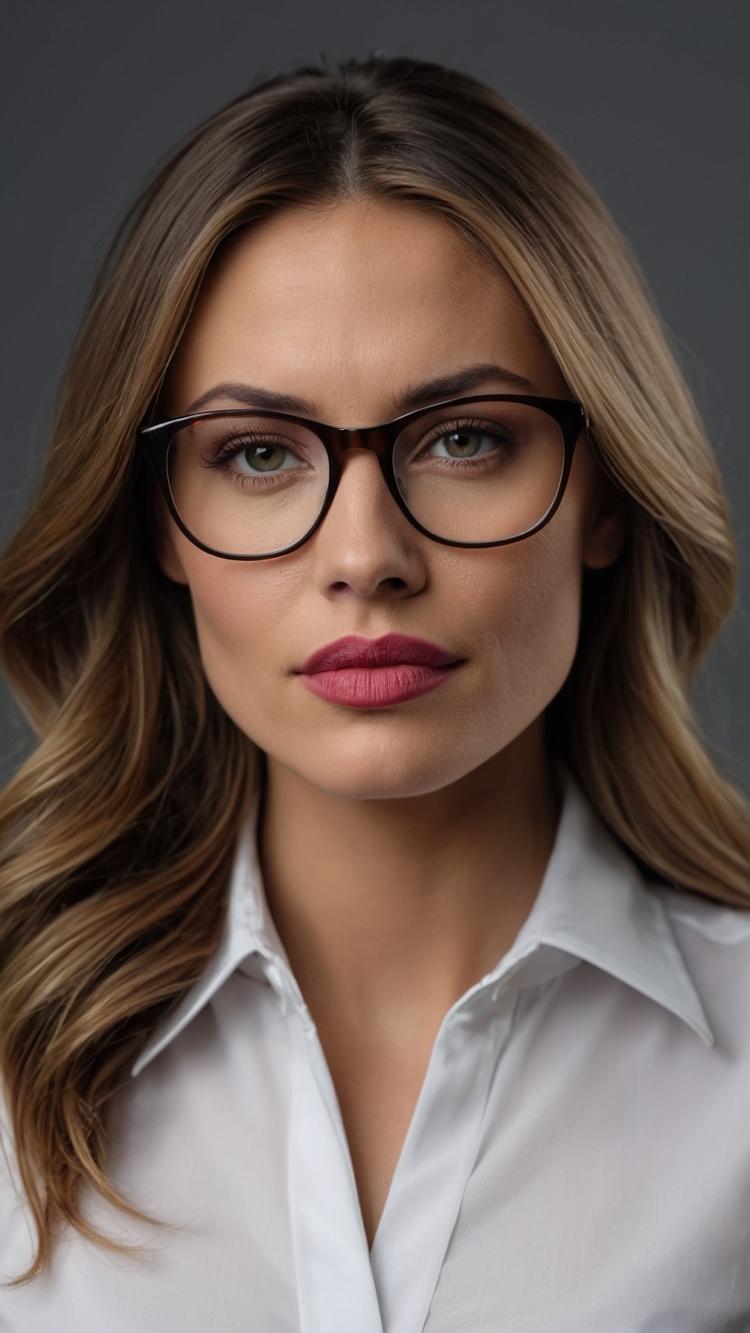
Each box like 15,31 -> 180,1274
1,0 -> 748,790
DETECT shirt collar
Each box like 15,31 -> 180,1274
479,775 -> 713,1043
132,774 -> 712,1077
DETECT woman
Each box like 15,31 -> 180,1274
0,55 -> 748,1331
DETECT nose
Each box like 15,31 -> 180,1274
310,449 -> 428,601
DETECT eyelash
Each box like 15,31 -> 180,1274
412,419 -> 514,459
204,433 -> 309,473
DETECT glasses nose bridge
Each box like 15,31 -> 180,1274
329,423 -> 393,462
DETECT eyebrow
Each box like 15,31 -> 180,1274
183,384 -> 316,416
396,364 -> 534,411
181,364 -> 535,422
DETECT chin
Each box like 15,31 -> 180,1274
299,767 -> 459,802
279,729 -> 496,802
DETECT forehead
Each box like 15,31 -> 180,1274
169,198 -> 564,418
204,197 -> 504,300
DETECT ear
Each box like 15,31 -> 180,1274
582,466 -> 629,571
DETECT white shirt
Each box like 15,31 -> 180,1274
2,776 -> 750,1331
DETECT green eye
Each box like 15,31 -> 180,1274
429,431 -> 495,459
235,443 -> 295,473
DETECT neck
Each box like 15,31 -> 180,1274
260,722 -> 559,1033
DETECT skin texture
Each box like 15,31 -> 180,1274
161,198 -> 625,1243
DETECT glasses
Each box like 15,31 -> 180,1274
137,394 -> 586,560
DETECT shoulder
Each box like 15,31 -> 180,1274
662,886 -> 750,945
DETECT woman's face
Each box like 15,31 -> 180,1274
162,198 -> 622,799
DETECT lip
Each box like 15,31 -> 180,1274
298,633 -> 462,708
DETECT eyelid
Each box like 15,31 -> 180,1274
409,416 -> 509,455
419,413 -> 509,436
210,429 -> 305,459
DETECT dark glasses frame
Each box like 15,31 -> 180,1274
137,394 -> 587,560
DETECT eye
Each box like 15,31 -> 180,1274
232,442 -> 299,473
427,430 -> 500,460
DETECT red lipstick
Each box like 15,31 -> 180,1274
298,634 -> 461,708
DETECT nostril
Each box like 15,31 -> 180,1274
331,577 -> 406,591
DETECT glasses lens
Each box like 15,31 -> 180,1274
393,400 -> 566,544
166,414 -> 330,556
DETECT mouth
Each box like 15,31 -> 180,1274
297,633 -> 463,709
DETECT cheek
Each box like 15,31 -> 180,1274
458,517 -> 584,723
177,548 -> 299,718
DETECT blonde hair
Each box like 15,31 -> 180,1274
0,57 -> 747,1278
